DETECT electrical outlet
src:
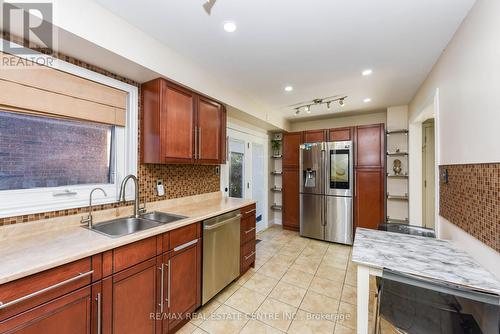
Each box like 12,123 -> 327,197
156,179 -> 165,196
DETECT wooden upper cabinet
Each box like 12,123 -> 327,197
162,83 -> 195,163
303,130 -> 326,143
329,127 -> 352,142
141,78 -> 227,165
282,132 -> 303,168
355,124 -> 385,168
196,96 -> 224,164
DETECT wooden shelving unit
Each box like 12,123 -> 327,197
270,133 -> 283,224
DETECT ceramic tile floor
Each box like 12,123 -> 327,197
180,225 -> 389,334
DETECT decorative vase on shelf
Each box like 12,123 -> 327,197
393,159 -> 402,175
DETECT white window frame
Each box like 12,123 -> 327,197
0,39 -> 138,218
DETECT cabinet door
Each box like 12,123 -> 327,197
355,124 -> 384,168
167,241 -> 201,332
161,82 -> 196,164
103,258 -> 158,334
329,127 -> 352,141
303,130 -> 326,143
0,287 -> 92,334
282,168 -> 300,231
355,169 -> 384,230
196,96 -> 223,164
282,132 -> 303,168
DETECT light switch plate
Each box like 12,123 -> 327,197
156,179 -> 165,196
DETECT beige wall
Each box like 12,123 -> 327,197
289,111 -> 386,132
409,0 -> 500,165
408,0 -> 500,278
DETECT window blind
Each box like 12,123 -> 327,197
0,52 -> 127,126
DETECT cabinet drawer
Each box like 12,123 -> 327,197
240,204 -> 256,218
240,216 -> 256,245
113,236 -> 157,273
169,223 -> 200,252
240,241 -> 256,274
0,258 -> 92,322
0,286 -> 92,333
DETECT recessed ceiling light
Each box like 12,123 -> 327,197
223,21 -> 237,33
362,69 -> 373,76
284,86 -> 293,92
363,98 -> 372,103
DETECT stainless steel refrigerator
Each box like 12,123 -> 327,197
299,141 -> 354,245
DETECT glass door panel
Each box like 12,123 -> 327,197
228,139 -> 245,198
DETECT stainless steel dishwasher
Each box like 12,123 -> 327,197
202,210 -> 241,305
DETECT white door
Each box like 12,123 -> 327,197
221,125 -> 269,232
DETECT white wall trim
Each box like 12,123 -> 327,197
0,39 -> 138,218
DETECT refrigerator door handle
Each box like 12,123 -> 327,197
323,195 -> 327,226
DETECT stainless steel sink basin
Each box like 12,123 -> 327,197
141,211 -> 187,224
90,217 -> 162,238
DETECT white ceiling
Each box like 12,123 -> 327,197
94,0 -> 475,120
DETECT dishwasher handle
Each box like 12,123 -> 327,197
204,214 -> 241,231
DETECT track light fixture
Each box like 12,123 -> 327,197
290,96 -> 347,115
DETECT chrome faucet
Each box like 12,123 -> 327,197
81,187 -> 107,229
119,174 -> 146,218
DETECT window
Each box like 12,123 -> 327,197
0,40 -> 138,218
0,111 -> 116,190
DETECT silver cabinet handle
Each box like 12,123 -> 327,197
173,239 -> 198,252
158,264 -> 165,313
0,270 -> 93,310
96,292 -> 102,334
204,214 -> 242,230
244,251 -> 256,261
198,128 -> 202,159
194,126 -> 198,159
166,260 -> 171,308
245,209 -> 256,215
244,227 -> 256,234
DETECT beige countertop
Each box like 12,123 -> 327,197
0,192 -> 255,285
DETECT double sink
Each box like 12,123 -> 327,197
88,211 -> 187,238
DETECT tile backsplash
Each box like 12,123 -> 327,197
439,163 -> 500,252
0,33 -> 220,226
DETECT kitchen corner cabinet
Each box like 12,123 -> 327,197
141,78 -> 227,165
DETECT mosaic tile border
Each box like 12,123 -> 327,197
439,163 -> 500,252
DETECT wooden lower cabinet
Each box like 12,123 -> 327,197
102,258 -> 158,334
282,168 -> 300,231
165,239 -> 201,333
240,204 -> 256,275
0,286 -> 92,334
355,169 -> 385,230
